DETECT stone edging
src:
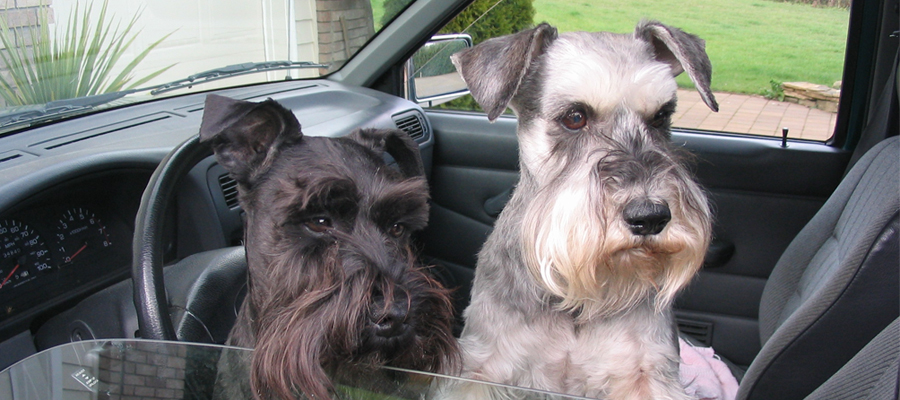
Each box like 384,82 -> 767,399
782,81 -> 840,113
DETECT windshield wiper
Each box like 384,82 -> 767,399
149,60 -> 329,95
0,60 -> 328,132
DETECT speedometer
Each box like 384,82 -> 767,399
0,219 -> 53,292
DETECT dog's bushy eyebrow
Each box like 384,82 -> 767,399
369,178 -> 430,230
546,100 -> 588,117
655,100 -> 677,115
288,176 -> 361,220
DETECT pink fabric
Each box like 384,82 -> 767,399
679,338 -> 739,400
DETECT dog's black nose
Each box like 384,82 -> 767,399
370,301 -> 410,338
623,200 -> 671,236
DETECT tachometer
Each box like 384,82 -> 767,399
0,219 -> 53,291
54,207 -> 112,264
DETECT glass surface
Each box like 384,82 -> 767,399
0,339 -> 585,399
430,0 -> 849,141
409,35 -> 471,103
0,0 -> 414,135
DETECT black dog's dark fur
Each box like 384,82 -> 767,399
199,94 -> 458,400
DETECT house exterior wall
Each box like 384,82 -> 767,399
0,0 -> 329,101
0,0 -> 380,102
316,0 -> 374,67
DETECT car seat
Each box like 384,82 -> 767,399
804,317 -> 899,400
735,135 -> 899,399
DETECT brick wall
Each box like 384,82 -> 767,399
0,0 -> 51,29
52,341 -> 243,400
93,342 -> 188,400
316,0 -> 375,66
0,0 -> 53,107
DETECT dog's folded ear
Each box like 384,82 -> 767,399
348,128 -> 426,179
199,94 -> 302,185
635,20 -> 719,112
451,23 -> 558,121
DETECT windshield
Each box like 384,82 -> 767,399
0,0 -> 413,134
0,339 -> 586,399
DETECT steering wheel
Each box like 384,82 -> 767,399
132,134 -> 247,342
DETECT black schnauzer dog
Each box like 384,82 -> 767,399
198,94 -> 458,400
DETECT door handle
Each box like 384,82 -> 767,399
484,187 -> 514,218
703,239 -> 735,268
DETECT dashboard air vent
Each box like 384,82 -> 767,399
218,174 -> 240,209
0,153 -> 22,164
393,113 -> 425,140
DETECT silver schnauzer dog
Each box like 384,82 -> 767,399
447,21 -> 718,399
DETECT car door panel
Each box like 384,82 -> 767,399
422,110 -> 851,366
682,136 -> 849,364
431,167 -> 519,227
421,112 -> 520,271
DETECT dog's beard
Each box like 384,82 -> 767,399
249,244 -> 458,400
520,155 -> 711,321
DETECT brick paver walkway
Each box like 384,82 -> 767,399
673,89 -> 837,141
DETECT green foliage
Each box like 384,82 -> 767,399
438,94 -> 484,113
436,0 -> 535,45
334,385 -> 405,400
379,0 -> 535,112
379,0 -> 413,27
0,0 -> 174,106
381,0 -> 534,45
427,0 -> 535,112
762,80 -> 785,101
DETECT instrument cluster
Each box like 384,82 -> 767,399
1,208 -> 112,291
0,171 -> 149,326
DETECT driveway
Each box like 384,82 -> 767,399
674,89 -> 837,141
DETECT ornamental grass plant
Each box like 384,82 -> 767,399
0,0 -> 173,106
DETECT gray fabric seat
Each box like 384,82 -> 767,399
735,136 -> 900,400
805,317 -> 899,400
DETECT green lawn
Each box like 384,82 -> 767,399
533,0 -> 849,95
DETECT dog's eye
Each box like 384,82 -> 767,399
561,108 -> 588,131
650,102 -> 676,128
304,217 -> 333,233
387,223 -> 406,238
650,110 -> 670,128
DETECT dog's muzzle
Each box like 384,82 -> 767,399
623,199 -> 671,236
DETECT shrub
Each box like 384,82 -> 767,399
384,0 -> 534,111
380,0 -> 411,26
435,0 -> 535,45
762,80 -> 785,101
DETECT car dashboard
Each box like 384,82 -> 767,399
0,80 -> 434,369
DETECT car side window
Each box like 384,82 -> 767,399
414,0 -> 850,142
